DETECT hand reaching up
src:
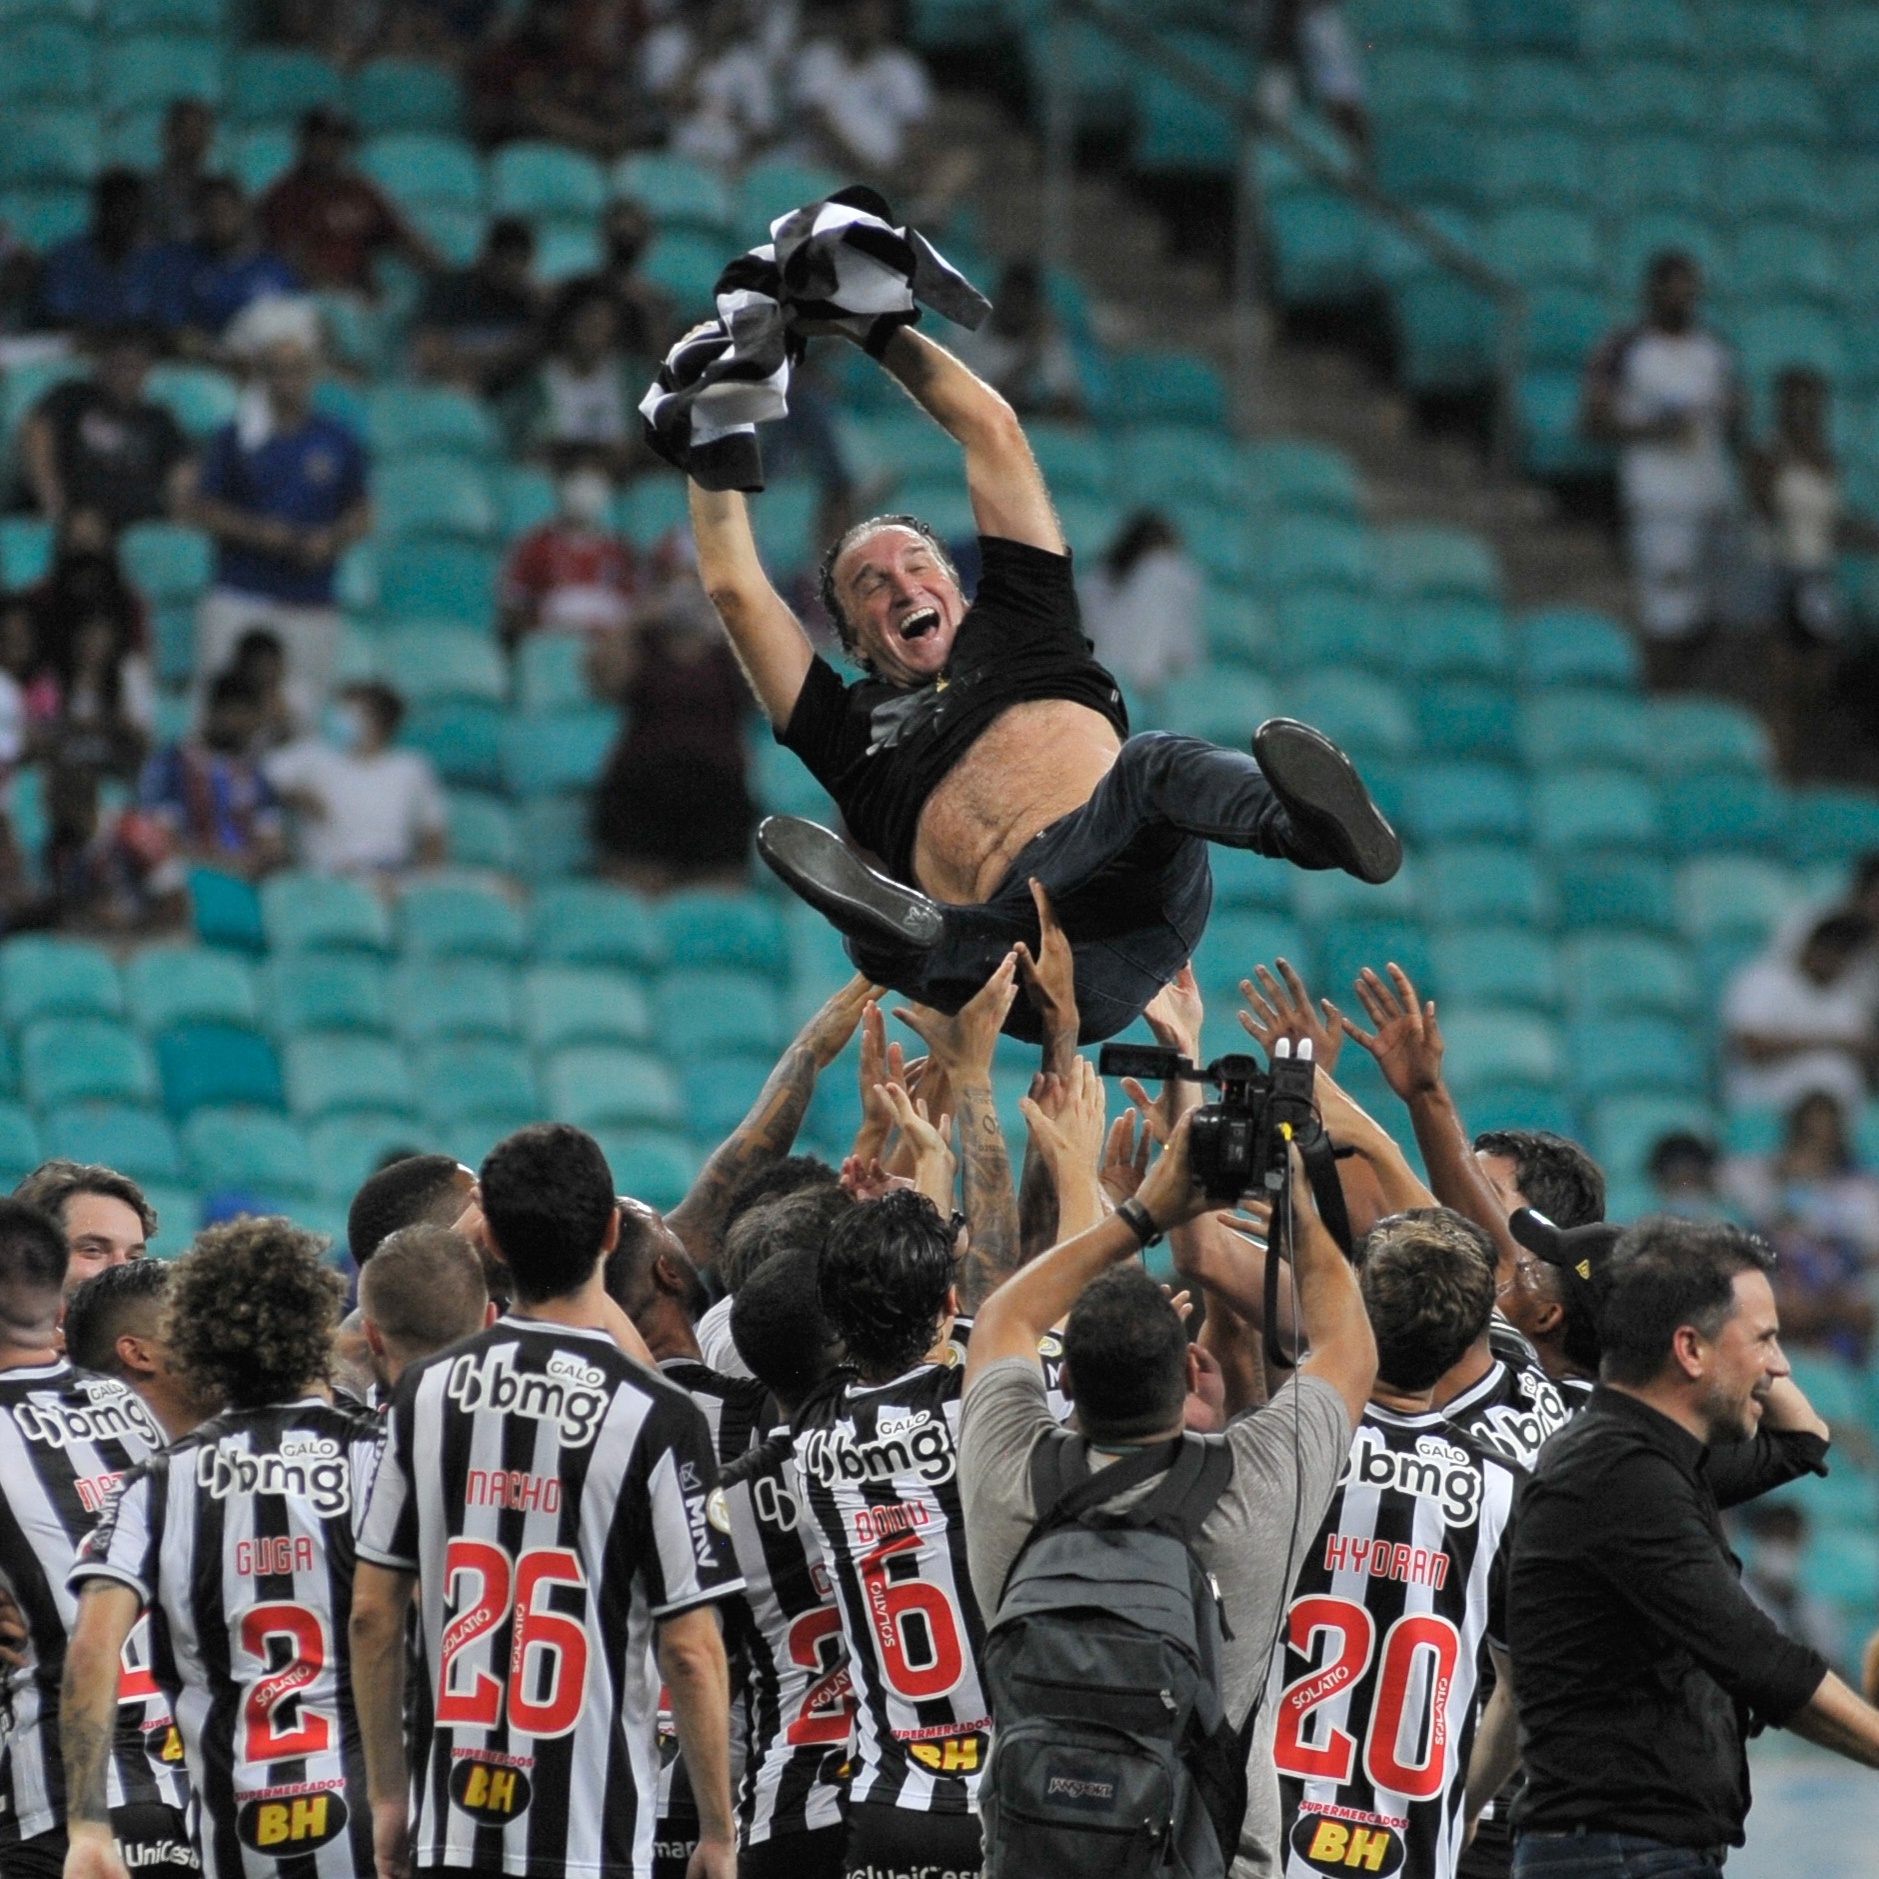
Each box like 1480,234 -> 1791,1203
1341,964 -> 1445,1102
1238,958 -> 1344,1075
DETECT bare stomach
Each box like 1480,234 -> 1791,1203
912,700 -> 1123,904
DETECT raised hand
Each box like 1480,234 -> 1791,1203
894,949 -> 1021,1081
1014,879 -> 1079,1070
1238,958 -> 1345,1075
1019,1056 -> 1107,1181
1144,962 -> 1204,1063
881,1082 -> 958,1214
1099,1107 -> 1151,1207
799,973 -> 879,1067
1341,964 -> 1445,1102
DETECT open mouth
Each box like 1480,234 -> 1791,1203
898,606 -> 941,643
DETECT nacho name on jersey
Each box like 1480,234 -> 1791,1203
446,1344 -> 611,1447
196,1433 -> 352,1516
798,1408 -> 956,1489
13,1374 -> 162,1451
1338,1428 -> 1483,1527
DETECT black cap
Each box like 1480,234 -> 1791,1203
1512,1207 -> 1623,1374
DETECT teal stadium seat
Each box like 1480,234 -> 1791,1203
490,142 -> 606,218
1203,592 -> 1271,668
737,158 -> 845,242
45,1103 -> 183,1182
1486,206 -> 1599,289
1265,188 -> 1371,309
1,936 -> 121,1025
118,523 -> 213,606
1531,770 -> 1660,852
378,542 -> 501,625
146,365 -> 239,439
0,23 -> 92,103
1314,920 -> 1434,1007
1022,423 -> 1111,500
1676,856 -> 1793,943
1658,772 -> 1785,854
0,185 -> 85,248
1375,122 -> 1476,212
1721,146 -> 1826,223
1709,3 -> 1808,70
1582,0 -> 1698,61
188,869 -> 265,953
347,57 -> 462,135
268,953 -> 389,1034
1730,223 -> 1840,308
1787,788 -> 1879,864
392,959 -> 518,1043
514,798 -> 594,879
229,124 -> 294,195
516,635 -> 590,715
1264,517 -> 1372,595
1398,762 -> 1527,844
1587,1094 -> 1718,1184
1131,28 -> 1247,175
1348,0 -> 1469,45
0,109 -> 99,187
126,946 -> 259,1033
1553,852 -> 1675,933
1271,593 -> 1388,670
1392,601 -> 1512,680
1113,426 -> 1242,507
398,881 -> 526,960
1481,129 -> 1592,210
1646,698 -> 1770,775
521,965 -> 648,1053
1205,848 -> 1295,912
1156,671 -> 1278,746
1465,1086 -> 1579,1137
1283,671 -> 1415,758
156,1023 -> 283,1115
1104,353 -> 1231,430
360,133 -> 482,209
1735,306 -> 1847,401
261,874 -> 392,954
308,1113 -> 425,1201
0,1102 -> 41,1183
446,791 -> 517,870
1519,608 -> 1639,688
1246,439 -> 1363,519
1192,911 -> 1310,993
1419,843 -> 1550,927
1431,926 -> 1560,1008
184,1107 -> 315,1199
543,1045 -> 678,1129
102,34 -> 222,115
1436,1008 -> 1563,1097
22,1018 -> 156,1109
1520,691 -> 1651,770
1601,137 -> 1708,218
532,883 -> 664,969
1370,46 -> 1476,115
1717,71 -> 1829,144
595,1130 -> 696,1212
655,969 -> 782,1056
1526,285 -> 1612,372
1559,933 -> 1696,1017
0,516 -> 57,589
1293,856 -> 1419,925
366,384 -> 499,463
376,456 -> 497,543
499,708 -> 614,796
660,892 -> 787,976
1481,56 -> 1591,128
682,1051 -> 777,1139
1600,61 -> 1706,135
404,701 -> 504,788
612,152 -> 732,232
103,0 -> 226,26
227,46 -> 339,123
378,629 -> 507,707
1569,1016 -> 1703,1097
1391,272 -> 1499,396
497,464 -> 560,540
284,1034 -> 415,1119
1376,526 -> 1499,604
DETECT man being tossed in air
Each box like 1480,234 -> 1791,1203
690,322 -> 1401,1042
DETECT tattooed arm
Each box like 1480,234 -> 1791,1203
666,975 -> 875,1270
895,953 -> 1024,1313
61,1581 -> 141,1879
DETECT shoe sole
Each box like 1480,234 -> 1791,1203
756,816 -> 945,949
1253,718 -> 1403,884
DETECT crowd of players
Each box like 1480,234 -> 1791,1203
0,907 -> 1872,1879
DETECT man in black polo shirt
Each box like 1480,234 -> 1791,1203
1508,1216 -> 1879,1879
688,321 -> 1400,1041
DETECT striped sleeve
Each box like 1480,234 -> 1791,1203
66,1467 -> 157,1602
641,1395 -> 743,1619
356,1384 -> 418,1569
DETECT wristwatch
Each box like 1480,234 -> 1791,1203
1115,1197 -> 1164,1249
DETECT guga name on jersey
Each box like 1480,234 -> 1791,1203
797,1409 -> 954,1489
446,1345 -> 610,1448
13,1376 -> 162,1451
196,1434 -> 350,1516
1337,1429 -> 1481,1528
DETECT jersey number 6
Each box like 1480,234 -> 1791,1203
436,1538 -> 591,1739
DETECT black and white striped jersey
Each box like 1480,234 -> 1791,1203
719,1427 -> 851,1847
1268,1404 -> 1520,1879
0,1360 -> 183,1842
1441,1360 -> 1574,1470
791,1361 -> 988,1817
942,1320 -> 1073,1422
657,1359 -> 771,1468
69,1396 -> 386,1879
356,1319 -> 743,1879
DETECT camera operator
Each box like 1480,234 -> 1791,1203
1508,1216 -> 1879,1879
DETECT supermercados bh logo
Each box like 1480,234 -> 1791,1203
449,1750 -> 534,1824
1290,1804 -> 1407,1875
15,1376 -> 161,1451
798,1409 -> 955,1489
236,1782 -> 347,1854
197,1434 -> 351,1518
1339,1429 -> 1480,1528
448,1346 -> 609,1448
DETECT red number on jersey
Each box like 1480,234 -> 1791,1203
1364,1613 -> 1463,1802
237,1603 -> 331,1764
434,1539 -> 590,1738
436,1539 -> 511,1729
856,1532 -> 965,1702
784,1606 -> 854,1746
118,1614 -> 160,1705
1272,1595 -> 1376,1784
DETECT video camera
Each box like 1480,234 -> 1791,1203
1096,1040 -> 1324,1206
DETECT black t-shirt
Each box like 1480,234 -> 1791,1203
37,380 -> 188,530
415,266 -> 537,342
778,535 -> 1127,884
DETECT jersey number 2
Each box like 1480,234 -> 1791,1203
1272,1594 -> 1462,1802
435,1538 -> 590,1738
238,1603 -> 331,1764
785,1607 -> 855,1746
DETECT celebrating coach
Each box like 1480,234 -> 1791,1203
1507,1217 -> 1879,1879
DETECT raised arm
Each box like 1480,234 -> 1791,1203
688,482 -> 818,725
875,328 -> 1064,553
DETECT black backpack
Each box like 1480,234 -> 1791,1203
979,1433 -> 1250,1879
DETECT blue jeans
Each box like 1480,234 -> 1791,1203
848,731 -> 1310,1042
1513,1831 -> 1726,1879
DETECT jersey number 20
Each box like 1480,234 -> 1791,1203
436,1538 -> 590,1738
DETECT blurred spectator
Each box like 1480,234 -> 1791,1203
497,450 -> 636,644
259,106 -> 437,296
264,681 -> 447,877
518,286 -> 641,476
469,0 -> 640,158
1723,1090 -> 1879,1362
145,100 -> 217,246
0,222 -> 42,335
20,328 -> 189,532
27,512 -> 152,740
411,216 -> 543,397
792,0 -> 931,180
589,548 -> 754,888
151,176 -> 302,358
1737,1502 -> 1841,1664
1258,0 -> 1371,156
1080,510 -> 1202,695
38,169 -> 163,331
220,627 -> 298,753
949,261 -> 1084,420
662,0 -> 781,170
378,0 -> 506,64
1725,910 -> 1878,1115
46,762 -> 159,931
1646,1131 -> 1736,1222
1583,252 -> 1745,676
137,673 -> 285,890
186,331 -> 371,731
552,199 -> 669,364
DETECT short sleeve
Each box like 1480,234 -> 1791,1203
775,654 -> 854,781
68,1467 -> 158,1603
640,1396 -> 744,1618
406,755 -> 447,835
356,1386 -> 419,1571
959,1358 -> 1058,1618
261,741 -> 317,795
1220,1373 -> 1353,1537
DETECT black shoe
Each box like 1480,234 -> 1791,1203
756,816 -> 945,951
1252,717 -> 1403,885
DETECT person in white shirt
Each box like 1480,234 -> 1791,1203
1080,509 -> 1203,697
264,679 -> 448,877
1583,252 -> 1744,664
1725,910 -> 1878,1115
792,0 -> 932,177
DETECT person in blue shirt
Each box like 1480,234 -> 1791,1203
38,169 -> 166,331
150,175 -> 302,357
184,332 -> 371,732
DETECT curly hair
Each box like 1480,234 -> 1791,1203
166,1218 -> 347,1409
818,1190 -> 956,1378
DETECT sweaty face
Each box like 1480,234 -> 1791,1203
63,1194 -> 147,1293
1697,1269 -> 1787,1444
835,526 -> 967,685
